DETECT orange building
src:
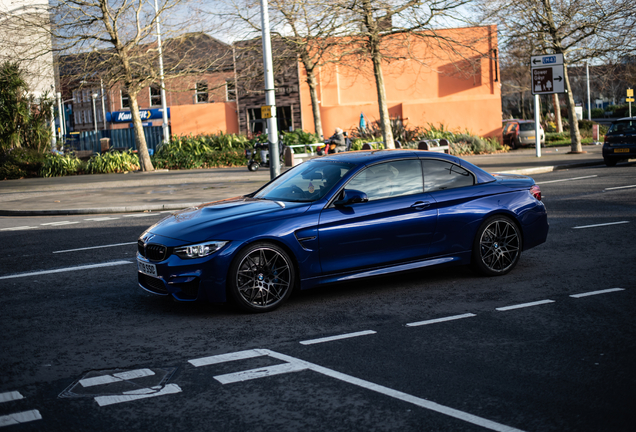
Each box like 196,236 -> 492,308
61,26 -> 502,142
299,26 -> 502,139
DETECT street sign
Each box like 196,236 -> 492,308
532,65 -> 565,95
261,105 -> 273,119
627,98 -> 635,103
531,54 -> 564,68
627,89 -> 634,97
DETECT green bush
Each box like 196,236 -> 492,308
40,152 -> 85,177
0,147 -> 46,179
152,150 -> 245,170
86,150 -> 140,174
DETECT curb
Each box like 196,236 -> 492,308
0,203 -> 203,217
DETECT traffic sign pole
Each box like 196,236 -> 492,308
534,94 -> 541,158
628,89 -> 634,118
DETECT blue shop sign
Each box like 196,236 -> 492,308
107,108 -> 170,123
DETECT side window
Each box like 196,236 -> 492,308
422,160 -> 474,192
347,160 -> 423,201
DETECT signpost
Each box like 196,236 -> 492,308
530,54 -> 566,157
627,89 -> 634,118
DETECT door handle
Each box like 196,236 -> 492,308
411,201 -> 431,210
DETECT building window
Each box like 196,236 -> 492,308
74,110 -> 81,124
226,80 -> 236,101
150,85 -> 162,106
82,89 -> 90,103
121,89 -> 130,109
96,107 -> 102,123
73,90 -> 81,104
195,81 -> 208,103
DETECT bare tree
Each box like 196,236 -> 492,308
226,0 -> 350,139
334,0 -> 472,149
475,0 -> 636,153
23,0 -> 231,171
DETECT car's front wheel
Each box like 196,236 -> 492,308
228,242 -> 295,312
604,158 -> 618,167
472,216 -> 522,276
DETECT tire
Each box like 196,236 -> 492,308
604,158 -> 617,167
248,161 -> 259,171
472,216 -> 522,276
228,242 -> 295,312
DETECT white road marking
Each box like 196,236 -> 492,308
406,313 -> 476,327
0,391 -> 23,403
122,213 -> 155,217
93,384 -> 182,407
570,288 -> 625,298
536,175 -> 597,184
188,349 -> 264,367
0,261 -> 132,280
299,330 -> 376,345
0,226 -> 38,231
496,300 -> 555,311
80,369 -> 155,387
605,184 -> 636,191
53,242 -> 137,254
573,221 -> 629,229
40,221 -> 80,226
215,362 -> 308,384
0,410 -> 42,427
190,349 -> 525,432
84,217 -> 120,221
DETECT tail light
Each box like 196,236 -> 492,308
530,185 -> 542,201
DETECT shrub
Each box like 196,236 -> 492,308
86,150 -> 140,174
40,152 -> 85,177
0,147 -> 46,179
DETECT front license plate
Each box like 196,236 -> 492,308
137,259 -> 157,277
528,136 -> 535,140
614,148 -> 629,153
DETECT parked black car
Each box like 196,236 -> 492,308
603,117 -> 636,166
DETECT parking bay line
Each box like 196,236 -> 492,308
80,368 -> 155,387
406,313 -> 476,327
536,175 -> 597,184
93,384 -> 182,407
0,261 -> 132,280
496,300 -> 555,312
53,242 -> 137,254
0,410 -> 42,428
573,221 -> 629,229
0,391 -> 23,403
300,330 -> 376,345
570,288 -> 625,298
189,349 -> 525,432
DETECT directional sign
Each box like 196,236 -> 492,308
627,89 -> 633,97
531,54 -> 564,68
532,65 -> 565,95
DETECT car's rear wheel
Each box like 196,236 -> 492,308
228,242 -> 295,312
472,216 -> 522,276
604,158 -> 618,167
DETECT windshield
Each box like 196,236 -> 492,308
607,120 -> 636,135
518,122 -> 536,131
253,160 -> 355,202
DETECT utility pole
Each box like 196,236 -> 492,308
154,0 -> 170,144
100,79 -> 107,130
260,0 -> 280,179
586,62 -> 591,121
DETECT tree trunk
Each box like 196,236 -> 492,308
563,65 -> 582,152
553,93 -> 563,133
306,70 -> 323,139
129,94 -> 154,171
371,52 -> 394,149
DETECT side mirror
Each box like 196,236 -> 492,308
334,189 -> 368,207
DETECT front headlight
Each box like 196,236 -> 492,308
174,241 -> 228,259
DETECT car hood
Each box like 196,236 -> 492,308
146,197 -> 308,243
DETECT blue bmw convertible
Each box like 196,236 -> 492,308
137,150 -> 548,312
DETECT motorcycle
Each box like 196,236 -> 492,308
245,135 -> 286,172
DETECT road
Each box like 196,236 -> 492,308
0,163 -> 635,431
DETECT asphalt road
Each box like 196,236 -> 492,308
0,163 -> 634,431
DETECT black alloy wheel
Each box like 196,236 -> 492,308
472,216 -> 522,276
228,242 -> 295,312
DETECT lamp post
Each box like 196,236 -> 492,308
153,0 -> 170,144
91,93 -> 98,133
260,0 -> 279,179
100,79 -> 107,130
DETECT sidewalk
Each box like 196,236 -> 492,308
0,145 -> 605,216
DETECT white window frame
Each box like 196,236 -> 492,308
226,81 -> 236,101
120,90 -> 130,109
149,85 -> 162,106
195,81 -> 208,103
